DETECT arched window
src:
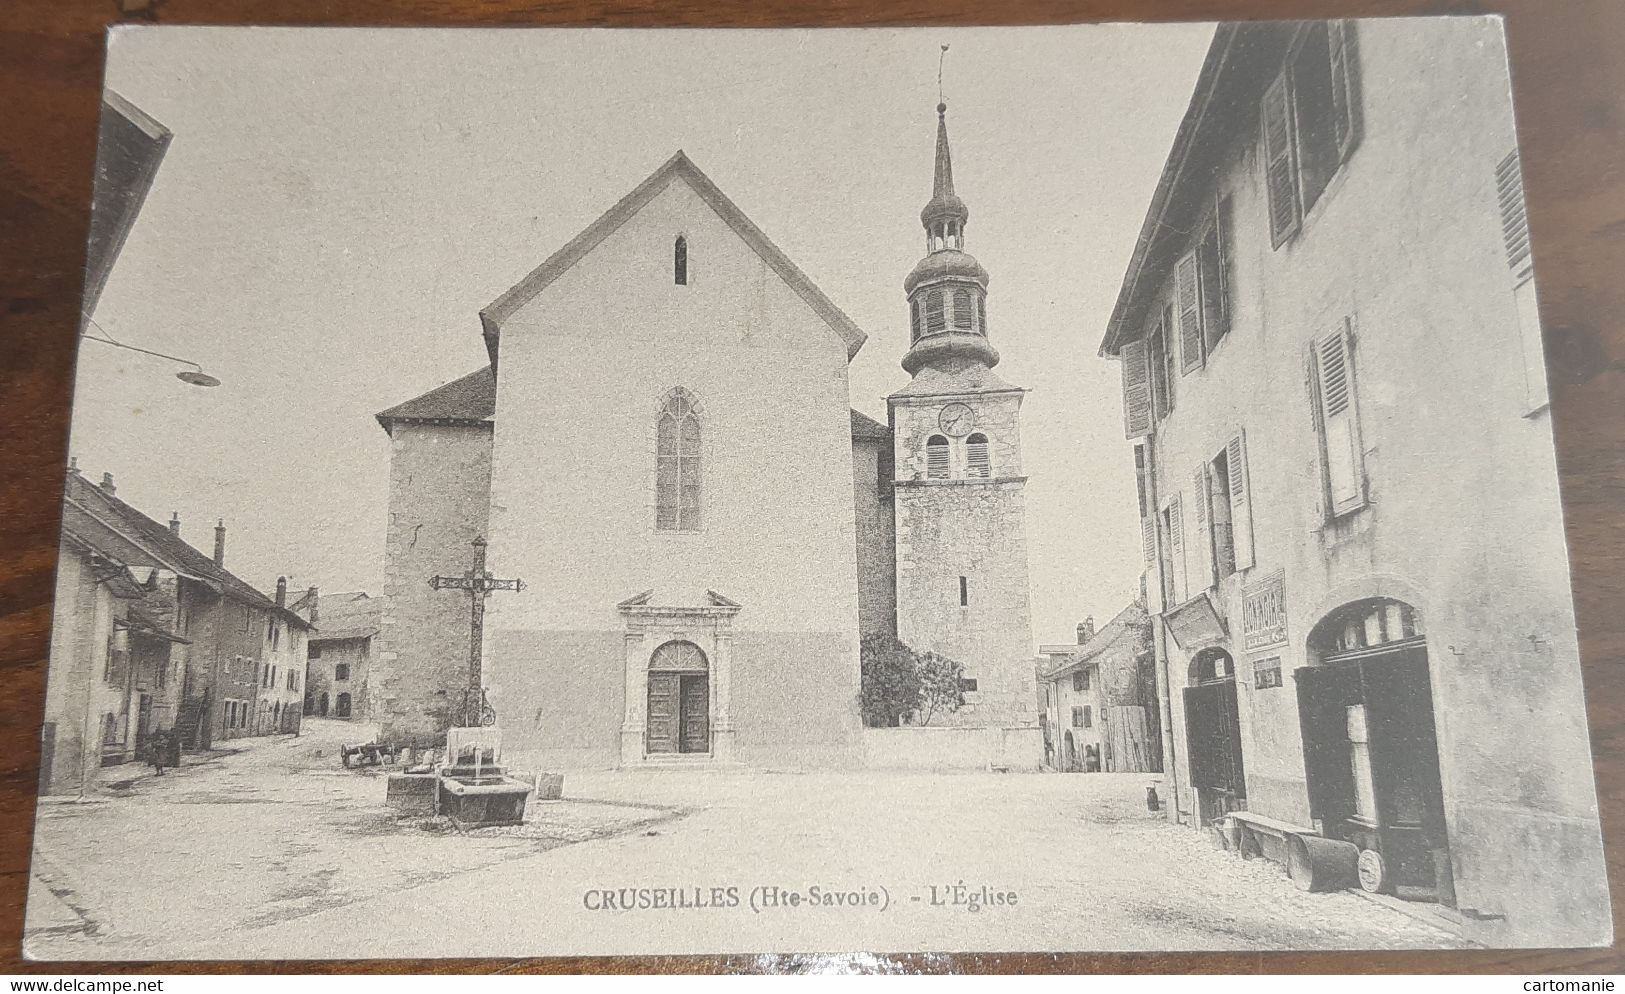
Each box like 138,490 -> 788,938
674,236 -> 688,285
925,290 -> 946,334
650,640 -> 709,671
966,432 -> 991,478
910,298 -> 923,343
657,388 -> 702,531
926,435 -> 950,480
1191,647 -> 1235,684
953,288 -> 975,330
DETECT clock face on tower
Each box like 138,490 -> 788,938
938,402 -> 976,437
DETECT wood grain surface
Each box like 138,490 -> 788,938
2,0 -> 1623,975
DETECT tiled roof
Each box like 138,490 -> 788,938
62,473 -> 311,629
308,591 -> 381,642
850,409 -> 891,441
375,367 -> 495,430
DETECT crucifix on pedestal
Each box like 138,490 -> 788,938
429,537 -> 524,728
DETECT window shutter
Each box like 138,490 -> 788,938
1120,339 -> 1153,438
1227,430 -> 1255,570
953,288 -> 974,330
965,436 -> 990,478
1212,196 -> 1233,343
1329,20 -> 1363,163
925,291 -> 946,333
1262,72 -> 1301,248
977,296 -> 987,335
1190,465 -> 1212,591
926,439 -> 950,480
1143,514 -> 1163,615
1167,494 -> 1186,604
1496,151 -> 1533,280
911,298 -> 923,343
1177,252 -> 1204,374
1313,322 -> 1366,515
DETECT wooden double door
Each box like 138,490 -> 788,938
647,671 -> 710,755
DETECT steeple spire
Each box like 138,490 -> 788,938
920,102 -> 969,239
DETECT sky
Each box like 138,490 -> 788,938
76,24 -> 1213,648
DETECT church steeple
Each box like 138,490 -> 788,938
902,100 -> 998,377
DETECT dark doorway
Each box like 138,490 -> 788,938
1298,599 -> 1453,904
1184,647 -> 1247,823
318,692 -> 329,717
335,693 -> 352,718
646,640 -> 710,756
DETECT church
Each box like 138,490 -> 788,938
371,105 -> 1040,769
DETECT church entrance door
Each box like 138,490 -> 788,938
680,674 -> 710,754
646,672 -> 711,754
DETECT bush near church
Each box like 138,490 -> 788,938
859,634 -> 966,727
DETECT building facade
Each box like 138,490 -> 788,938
887,104 -> 1040,763
1037,605 -> 1160,774
45,469 -> 311,793
1102,18 -> 1607,946
294,590 -> 379,721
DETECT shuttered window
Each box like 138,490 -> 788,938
1135,443 -> 1162,614
1191,464 -> 1213,591
965,433 -> 991,478
1149,315 -> 1173,421
977,296 -> 987,336
1177,252 -> 1204,374
1262,72 -> 1301,248
1199,197 -> 1233,353
1120,337 -> 1153,439
1497,151 -> 1533,281
926,435 -> 950,480
1162,494 -> 1186,606
657,388 -> 702,531
953,288 -> 975,330
1226,431 -> 1255,570
925,291 -> 946,334
911,297 -> 924,343
1265,21 -> 1361,248
1310,322 -> 1366,517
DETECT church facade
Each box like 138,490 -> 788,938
373,109 -> 1039,770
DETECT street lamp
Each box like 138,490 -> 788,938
82,316 -> 221,388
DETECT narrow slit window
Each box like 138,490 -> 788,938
674,236 -> 688,285
959,575 -> 969,607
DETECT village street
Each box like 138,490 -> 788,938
26,720 -> 1468,961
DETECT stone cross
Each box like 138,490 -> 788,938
429,537 -> 524,728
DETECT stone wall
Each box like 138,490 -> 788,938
850,435 -> 897,638
373,421 -> 492,747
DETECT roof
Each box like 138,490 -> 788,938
127,599 -> 189,644
376,366 -> 495,432
61,473 -> 311,629
479,151 -> 867,369
1038,601 -> 1151,682
307,591 -> 381,643
1098,22 -> 1296,357
850,409 -> 891,441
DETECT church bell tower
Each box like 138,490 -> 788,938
889,99 -> 1038,753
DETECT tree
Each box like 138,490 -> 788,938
860,633 -> 922,727
916,650 -> 966,726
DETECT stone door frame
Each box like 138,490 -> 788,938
617,590 -> 741,766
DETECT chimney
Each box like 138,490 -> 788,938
168,512 -> 181,537
275,576 -> 287,609
67,456 -> 81,477
100,472 -> 116,496
1077,616 -> 1096,644
307,586 -> 319,625
213,519 -> 226,567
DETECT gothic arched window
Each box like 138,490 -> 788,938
674,236 -> 688,285
926,434 -> 950,480
966,432 -> 991,478
657,388 -> 702,531
953,288 -> 975,330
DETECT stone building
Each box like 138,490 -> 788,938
1037,605 -> 1159,774
1102,18 -> 1607,945
886,103 -> 1039,766
373,105 -> 1039,769
292,590 -> 379,720
45,469 -> 310,793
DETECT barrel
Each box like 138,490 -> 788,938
1287,834 -> 1360,892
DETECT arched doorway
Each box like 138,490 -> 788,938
1297,598 -> 1452,904
335,693 -> 352,718
1184,647 -> 1246,824
647,640 -> 710,755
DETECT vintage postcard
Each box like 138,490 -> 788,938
28,19 -> 1611,960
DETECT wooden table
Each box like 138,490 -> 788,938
3,0 -> 1623,975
